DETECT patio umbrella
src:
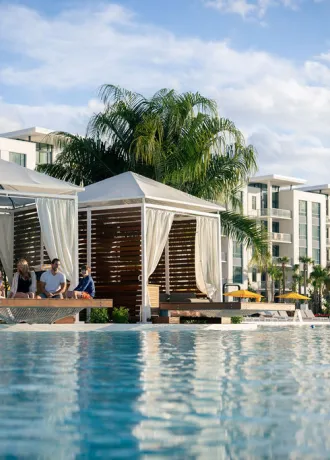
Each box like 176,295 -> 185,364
276,292 -> 310,300
223,289 -> 263,300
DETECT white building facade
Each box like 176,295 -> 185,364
0,127 -> 57,170
222,174 -> 329,294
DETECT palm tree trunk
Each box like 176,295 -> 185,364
272,279 -> 275,302
265,271 -> 270,302
304,264 -> 307,296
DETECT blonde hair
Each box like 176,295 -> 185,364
17,259 -> 31,279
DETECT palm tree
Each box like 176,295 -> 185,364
299,256 -> 314,296
278,256 -> 290,297
268,264 -> 283,302
249,250 -> 272,301
309,265 -> 330,313
292,264 -> 303,294
38,85 -> 268,254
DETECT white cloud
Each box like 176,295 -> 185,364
205,0 -> 316,19
1,2 -> 330,183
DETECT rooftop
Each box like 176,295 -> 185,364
299,184 -> 330,196
249,174 -> 307,187
0,127 -> 54,143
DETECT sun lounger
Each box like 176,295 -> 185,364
305,310 -> 329,321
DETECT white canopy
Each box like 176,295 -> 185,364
79,172 -> 224,213
0,158 -> 81,196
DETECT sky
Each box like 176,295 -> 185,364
1,0 -> 330,183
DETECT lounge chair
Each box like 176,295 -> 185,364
278,311 -> 290,320
305,310 -> 329,321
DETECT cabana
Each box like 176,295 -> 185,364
0,159 -> 84,323
78,172 -> 225,322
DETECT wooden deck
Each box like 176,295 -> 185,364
158,301 -> 295,318
0,299 -> 113,308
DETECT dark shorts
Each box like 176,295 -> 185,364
39,293 -> 62,299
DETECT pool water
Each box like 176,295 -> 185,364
1,327 -> 330,458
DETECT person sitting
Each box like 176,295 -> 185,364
38,258 -> 66,299
0,270 -> 5,298
67,264 -> 95,299
9,259 -> 36,299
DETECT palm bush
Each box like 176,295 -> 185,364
38,85 -> 267,254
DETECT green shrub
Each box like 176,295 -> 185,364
112,307 -> 129,324
231,316 -> 243,324
90,308 -> 109,323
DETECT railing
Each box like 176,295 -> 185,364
327,215 -> 330,224
221,252 -> 227,262
272,256 -> 292,266
233,257 -> 242,266
271,232 -> 292,243
259,208 -> 292,219
327,238 -> 330,246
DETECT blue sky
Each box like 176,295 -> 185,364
1,0 -> 330,182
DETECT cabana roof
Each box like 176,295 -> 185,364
79,172 -> 224,213
0,159 -> 82,207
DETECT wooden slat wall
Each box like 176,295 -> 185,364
82,208 -> 142,320
14,207 -> 42,269
13,207 -> 50,272
150,219 -> 198,293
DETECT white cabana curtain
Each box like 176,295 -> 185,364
36,198 -> 78,290
144,209 -> 175,321
0,213 -> 14,283
195,216 -> 221,301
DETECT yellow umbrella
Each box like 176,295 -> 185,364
276,292 -> 310,300
223,289 -> 263,299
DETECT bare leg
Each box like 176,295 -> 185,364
13,292 -> 29,299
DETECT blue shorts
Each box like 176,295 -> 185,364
39,293 -> 62,299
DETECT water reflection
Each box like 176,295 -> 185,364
0,328 -> 330,458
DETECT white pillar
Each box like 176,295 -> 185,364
141,200 -> 148,323
165,241 -> 170,294
86,210 -> 92,323
217,214 -> 223,301
74,196 -> 80,323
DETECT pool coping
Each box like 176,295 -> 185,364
0,323 -> 258,332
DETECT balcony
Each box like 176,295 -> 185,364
327,215 -> 330,225
221,252 -> 227,262
272,256 -> 293,266
271,232 -> 292,243
258,208 -> 292,219
327,238 -> 330,247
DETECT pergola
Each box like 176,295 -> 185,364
0,159 -> 83,323
78,172 -> 225,322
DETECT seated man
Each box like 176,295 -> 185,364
38,258 -> 66,299
67,264 -> 95,299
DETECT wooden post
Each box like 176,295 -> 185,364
165,240 -> 170,295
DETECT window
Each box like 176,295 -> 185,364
299,247 -> 307,257
272,222 -> 280,233
299,224 -> 307,238
233,242 -> 243,259
272,186 -> 279,209
312,248 -> 320,265
36,143 -> 53,165
312,226 -> 320,240
252,268 -> 257,283
272,245 -> 279,257
233,266 -> 243,284
312,202 -> 320,218
9,152 -> 26,167
252,196 -> 257,210
299,200 -> 307,216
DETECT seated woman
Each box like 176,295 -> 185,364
67,264 -> 95,299
0,270 -> 5,298
9,259 -> 36,299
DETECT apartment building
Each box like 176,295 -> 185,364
0,127 -> 57,169
222,174 -> 328,294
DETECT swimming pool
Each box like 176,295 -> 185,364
0,326 -> 330,458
